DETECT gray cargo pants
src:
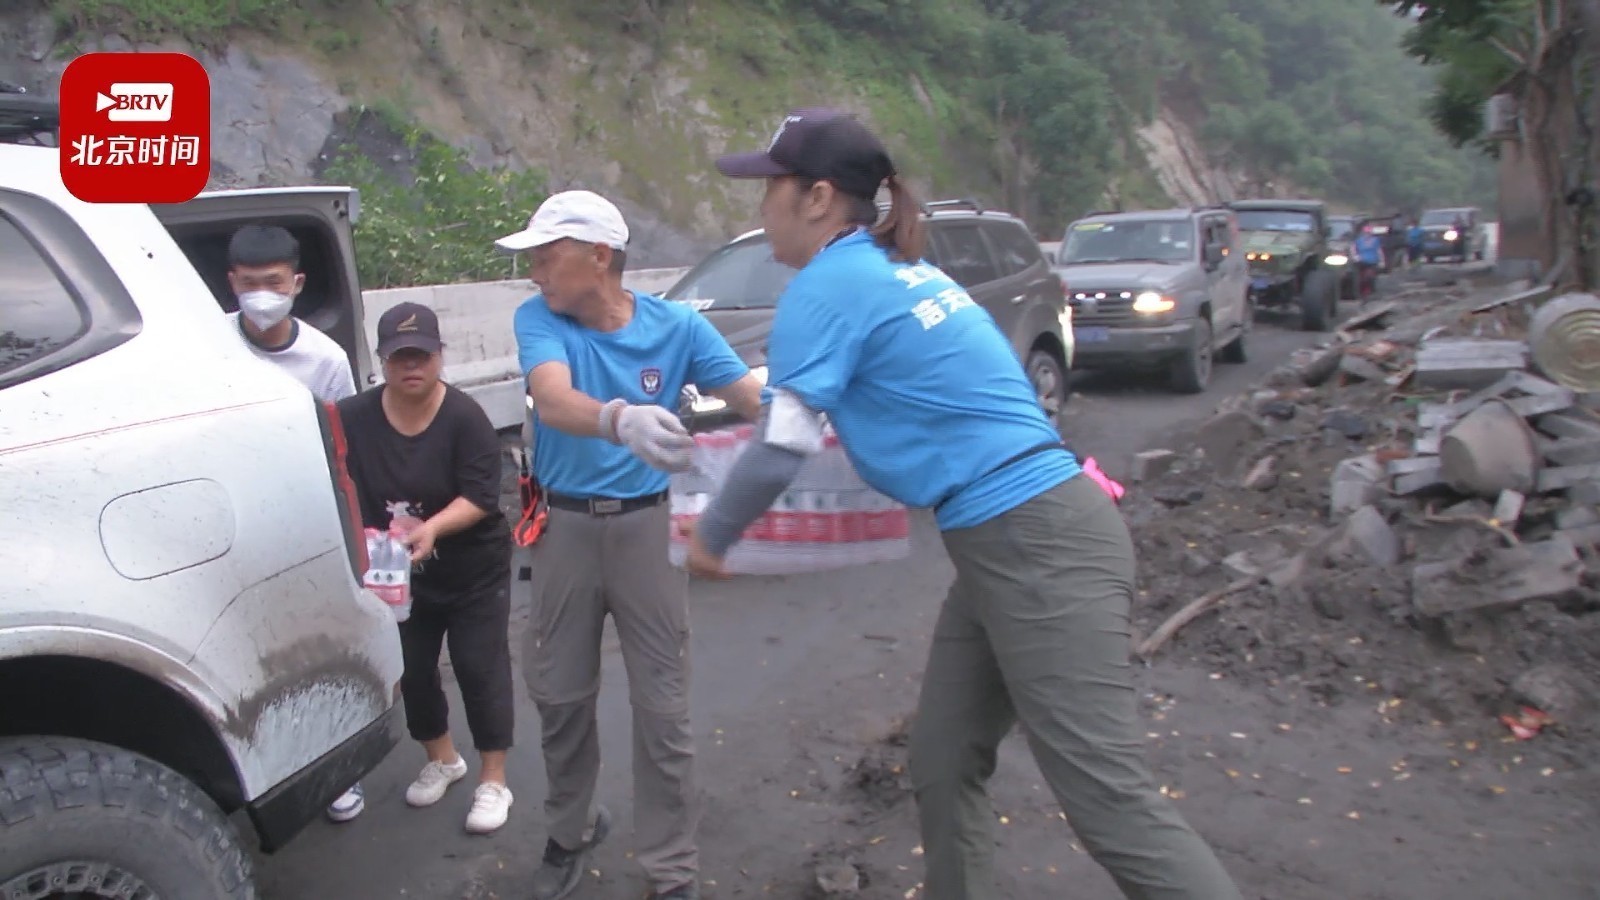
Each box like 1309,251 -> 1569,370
521,501 -> 700,893
910,474 -> 1243,900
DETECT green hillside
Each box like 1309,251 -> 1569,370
49,0 -> 1496,286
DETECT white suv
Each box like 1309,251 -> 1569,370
0,100 -> 403,897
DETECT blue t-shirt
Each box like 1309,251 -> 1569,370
1354,234 -> 1383,265
767,230 -> 1081,531
515,290 -> 748,498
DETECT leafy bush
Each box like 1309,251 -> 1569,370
320,113 -> 548,289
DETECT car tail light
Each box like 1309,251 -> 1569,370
314,399 -> 369,579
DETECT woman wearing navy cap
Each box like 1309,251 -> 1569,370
687,108 -> 1243,900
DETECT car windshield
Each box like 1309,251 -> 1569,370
1058,219 -> 1193,264
663,236 -> 796,310
1421,209 -> 1464,226
1328,219 -> 1356,241
1235,210 -> 1317,233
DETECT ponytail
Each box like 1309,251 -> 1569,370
871,174 -> 926,263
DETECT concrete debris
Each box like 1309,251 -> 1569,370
1438,399 -> 1541,498
1411,535 -> 1582,616
1413,338 -> 1530,391
1121,279 -> 1600,740
1131,449 -> 1176,483
1527,291 -> 1600,392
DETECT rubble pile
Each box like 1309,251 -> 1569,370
1124,283 -> 1600,746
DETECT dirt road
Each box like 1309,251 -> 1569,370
256,294 -> 1596,899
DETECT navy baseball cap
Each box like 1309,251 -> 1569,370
715,107 -> 895,200
376,301 -> 443,357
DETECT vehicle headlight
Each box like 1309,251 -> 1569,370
1132,291 -> 1176,314
1325,253 -> 1349,266
1444,229 -> 1459,241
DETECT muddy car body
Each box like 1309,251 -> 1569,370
663,200 -> 1074,432
1053,207 -> 1250,394
1,100 -> 403,899
1229,199 -> 1340,331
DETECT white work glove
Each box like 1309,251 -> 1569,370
600,399 -> 695,472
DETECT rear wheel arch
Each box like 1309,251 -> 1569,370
0,654 -> 245,813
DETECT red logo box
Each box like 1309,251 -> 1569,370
59,52 -> 210,204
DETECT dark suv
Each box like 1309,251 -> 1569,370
663,199 -> 1073,432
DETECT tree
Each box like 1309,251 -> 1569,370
1380,0 -> 1599,288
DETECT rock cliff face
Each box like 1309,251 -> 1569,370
0,5 -> 1247,266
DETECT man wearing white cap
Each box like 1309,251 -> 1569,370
502,189 -> 763,900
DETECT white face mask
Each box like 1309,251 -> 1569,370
238,290 -> 294,330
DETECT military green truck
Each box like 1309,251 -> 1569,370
1229,199 -> 1341,331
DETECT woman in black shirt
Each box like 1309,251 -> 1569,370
338,301 -> 516,835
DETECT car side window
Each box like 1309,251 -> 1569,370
1,212 -> 86,378
984,221 -> 1043,278
932,222 -> 1001,289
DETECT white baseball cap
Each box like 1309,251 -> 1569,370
494,190 -> 630,253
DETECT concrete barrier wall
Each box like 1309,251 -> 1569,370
360,266 -> 690,430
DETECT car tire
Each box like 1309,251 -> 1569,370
1026,348 -> 1067,424
1218,301 -> 1250,364
1299,268 -> 1337,332
0,736 -> 256,900
1170,318 -> 1213,394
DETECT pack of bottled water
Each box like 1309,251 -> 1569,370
363,528 -> 413,622
668,424 -> 912,575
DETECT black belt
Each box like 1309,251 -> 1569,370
545,490 -> 668,516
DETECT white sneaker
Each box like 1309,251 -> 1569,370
326,783 -> 364,822
405,756 -> 468,807
465,782 -> 513,834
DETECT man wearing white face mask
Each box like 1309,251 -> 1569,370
225,224 -> 357,404
225,224 -> 362,824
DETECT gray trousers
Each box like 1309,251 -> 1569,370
910,474 -> 1243,900
521,502 -> 700,892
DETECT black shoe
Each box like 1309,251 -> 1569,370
530,805 -> 612,900
652,884 -> 699,900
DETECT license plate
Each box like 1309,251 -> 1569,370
1251,276 -> 1272,290
1075,326 -> 1109,343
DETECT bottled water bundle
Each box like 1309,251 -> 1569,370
669,424 -> 912,575
363,528 -> 413,622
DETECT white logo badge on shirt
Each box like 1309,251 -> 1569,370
640,367 -> 662,395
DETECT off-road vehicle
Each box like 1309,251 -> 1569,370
1229,199 -> 1341,331
1052,206 -> 1250,394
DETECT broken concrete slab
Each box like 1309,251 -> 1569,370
1412,535 -> 1583,616
1413,338 -> 1530,391
1536,462 -> 1600,493
1492,490 -> 1525,527
1534,409 -> 1600,440
1196,410 -> 1264,476
1331,454 -> 1386,517
1556,523 -> 1600,547
1130,449 -> 1176,482
1393,462 -> 1447,495
1331,504 -> 1401,566
1540,435 -> 1600,467
1556,504 -> 1600,530
1387,456 -> 1444,477
1439,399 -> 1541,497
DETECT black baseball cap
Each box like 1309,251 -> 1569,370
376,301 -> 443,357
715,107 -> 895,200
